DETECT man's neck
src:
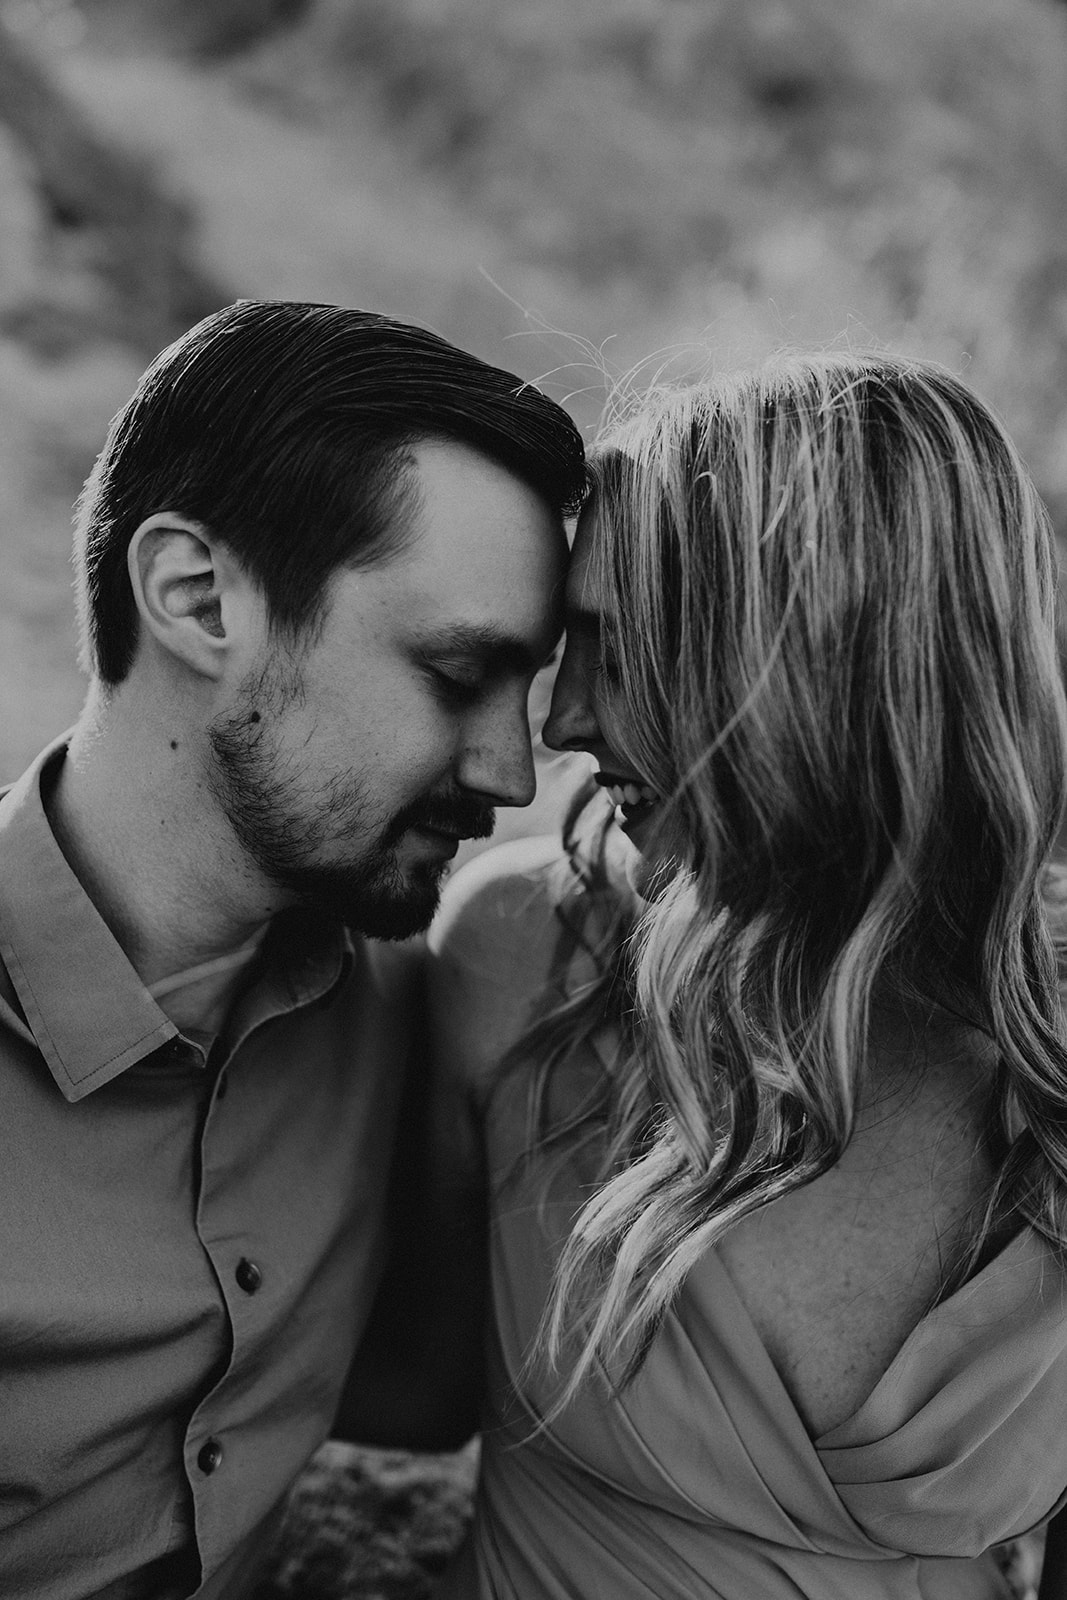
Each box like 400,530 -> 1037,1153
49,684 -> 277,989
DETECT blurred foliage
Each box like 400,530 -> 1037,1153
0,0 -> 1065,778
0,18 -> 227,355
243,0 -> 1067,511
76,0 -> 311,57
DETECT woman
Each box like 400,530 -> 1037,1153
430,354 -> 1067,1599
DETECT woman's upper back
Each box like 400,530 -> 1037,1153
431,834 -> 1067,1598
432,831 -> 1006,1438
714,1018 -> 1002,1436
435,836 -> 1067,1597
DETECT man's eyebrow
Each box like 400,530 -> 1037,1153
412,622 -> 550,675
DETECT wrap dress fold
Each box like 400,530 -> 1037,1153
438,843 -> 1067,1598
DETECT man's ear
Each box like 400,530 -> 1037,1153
128,513 -> 249,681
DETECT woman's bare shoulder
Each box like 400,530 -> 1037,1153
430,835 -> 573,991
428,835 -> 576,1089
432,834 -> 572,956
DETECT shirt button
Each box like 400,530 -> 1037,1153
235,1257 -> 262,1294
197,1438 -> 223,1474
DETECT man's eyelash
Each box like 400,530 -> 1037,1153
428,666 -> 482,702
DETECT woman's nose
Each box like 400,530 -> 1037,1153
542,644 -> 601,753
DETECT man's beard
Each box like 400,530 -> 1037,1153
208,689 -> 495,941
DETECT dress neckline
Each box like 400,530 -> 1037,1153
703,1227 -> 1039,1450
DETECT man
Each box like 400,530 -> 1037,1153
0,299 -> 585,1599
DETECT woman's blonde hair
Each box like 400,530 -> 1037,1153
538,353 -> 1067,1401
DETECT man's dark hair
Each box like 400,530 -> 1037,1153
74,299 -> 587,685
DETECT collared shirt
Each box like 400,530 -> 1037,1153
0,741 -> 420,1600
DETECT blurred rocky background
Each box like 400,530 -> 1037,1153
1,0 -> 1064,1591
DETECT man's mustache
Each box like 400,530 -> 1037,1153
383,793 -> 496,845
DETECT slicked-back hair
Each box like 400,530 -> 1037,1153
74,299 -> 587,685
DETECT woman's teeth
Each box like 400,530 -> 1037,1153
605,781 -> 659,810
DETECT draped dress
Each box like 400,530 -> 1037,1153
434,837 -> 1067,1600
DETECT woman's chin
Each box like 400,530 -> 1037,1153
613,803 -> 678,900
617,799 -> 660,852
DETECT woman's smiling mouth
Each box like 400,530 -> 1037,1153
595,772 -> 661,829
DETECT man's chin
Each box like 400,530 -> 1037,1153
343,884 -> 443,941
293,861 -> 447,942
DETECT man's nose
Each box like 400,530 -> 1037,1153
457,707 -> 537,809
542,646 -> 600,753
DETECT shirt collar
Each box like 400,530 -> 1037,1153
0,738 -> 354,1102
223,909 -> 356,1057
0,737 -> 178,1101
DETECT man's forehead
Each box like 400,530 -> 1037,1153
399,444 -> 567,575
408,437 -> 558,535
322,437 -> 571,663
400,479 -> 567,652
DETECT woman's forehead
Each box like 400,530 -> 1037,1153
565,508 -> 613,624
